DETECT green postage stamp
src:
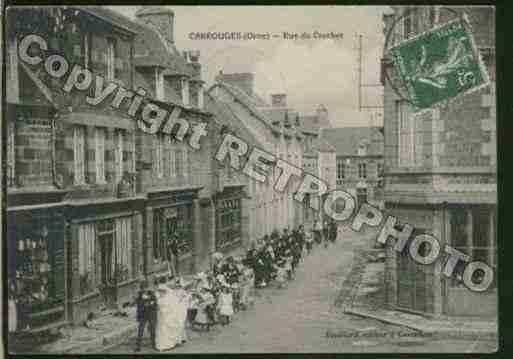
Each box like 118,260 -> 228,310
390,14 -> 490,112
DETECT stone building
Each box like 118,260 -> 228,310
323,126 -> 384,208
296,106 -> 337,226
381,6 -> 496,317
207,72 -> 305,247
131,7 -> 215,279
5,6 -> 214,331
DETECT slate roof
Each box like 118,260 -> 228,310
297,113 -> 332,134
322,126 -> 384,157
79,6 -> 141,34
132,22 -> 192,77
204,92 -> 265,149
80,6 -> 192,77
213,82 -> 278,132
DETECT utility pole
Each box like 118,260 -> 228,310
356,33 -> 384,112
358,34 -> 362,111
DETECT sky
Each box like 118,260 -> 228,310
110,6 -> 389,127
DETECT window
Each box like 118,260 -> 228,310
167,136 -> 176,178
337,162 -> 345,180
155,68 -> 164,101
115,130 -> 124,183
358,143 -> 367,156
78,217 -> 135,295
175,145 -> 188,178
450,206 -> 496,287
404,10 -> 412,38
95,127 -> 106,183
377,163 -> 384,177
83,34 -> 90,69
198,84 -> 204,109
7,120 -> 15,186
114,216 -> 134,283
154,134 -> 164,178
429,6 -> 438,27
358,163 -> 367,179
181,78 -> 190,107
78,222 -> 97,295
397,100 -> 421,168
73,125 -> 86,185
106,38 -> 116,81
216,198 -> 242,250
153,205 -> 194,261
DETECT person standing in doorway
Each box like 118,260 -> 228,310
167,233 -> 180,277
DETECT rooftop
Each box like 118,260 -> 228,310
322,126 -> 384,157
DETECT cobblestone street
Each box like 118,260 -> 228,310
104,227 -> 496,353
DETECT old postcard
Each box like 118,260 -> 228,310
3,5 -> 497,354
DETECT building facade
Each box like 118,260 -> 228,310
381,6 -> 496,317
207,72 -> 305,248
323,126 -> 384,208
297,106 -> 337,226
5,6 -> 215,330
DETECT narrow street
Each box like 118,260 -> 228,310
105,227 -> 496,353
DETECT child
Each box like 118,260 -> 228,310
217,286 -> 234,325
274,259 -> 288,289
193,286 -> 215,331
284,250 -> 294,280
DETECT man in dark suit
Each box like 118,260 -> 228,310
134,278 -> 158,352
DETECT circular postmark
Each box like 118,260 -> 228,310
382,7 -> 473,111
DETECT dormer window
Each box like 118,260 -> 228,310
358,143 -> 367,156
181,77 -> 190,107
156,68 -> 164,101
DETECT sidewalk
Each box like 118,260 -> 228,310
35,307 -> 138,354
339,247 -> 498,340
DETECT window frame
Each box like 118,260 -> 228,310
7,119 -> 16,186
396,100 -> 417,168
358,162 -> 367,179
155,68 -> 165,101
216,198 -> 242,250
115,129 -> 124,183
95,127 -> 106,184
106,38 -> 116,82
73,125 -> 86,185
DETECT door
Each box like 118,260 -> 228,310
97,220 -> 117,308
396,228 -> 434,313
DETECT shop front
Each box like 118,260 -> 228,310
67,197 -> 145,324
145,187 -> 203,278
215,186 -> 245,253
8,205 -> 67,332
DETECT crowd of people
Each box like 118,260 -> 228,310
134,218 -> 339,352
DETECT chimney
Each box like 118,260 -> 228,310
136,6 -> 175,44
316,104 -> 330,128
215,72 -> 254,96
185,50 -> 201,79
271,93 -> 287,107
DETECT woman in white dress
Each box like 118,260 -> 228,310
174,278 -> 191,344
154,282 -> 182,351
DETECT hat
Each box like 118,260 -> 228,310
157,283 -> 168,292
195,271 -> 207,280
